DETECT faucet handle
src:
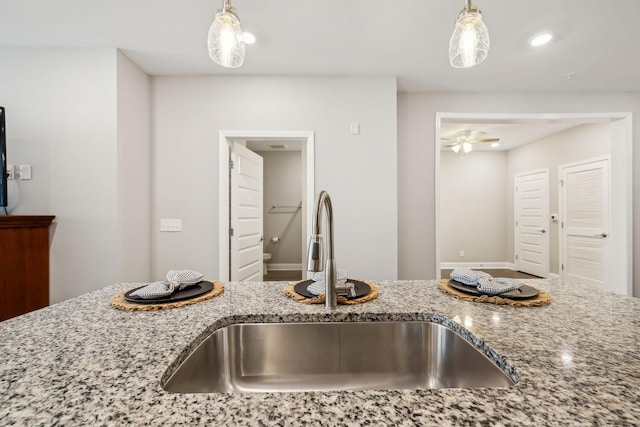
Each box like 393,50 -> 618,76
306,235 -> 324,272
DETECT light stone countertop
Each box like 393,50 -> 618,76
1,279 -> 639,426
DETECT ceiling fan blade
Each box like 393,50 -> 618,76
475,138 -> 500,143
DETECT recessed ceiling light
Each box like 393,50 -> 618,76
530,32 -> 553,47
242,32 -> 256,44
491,142 -> 500,148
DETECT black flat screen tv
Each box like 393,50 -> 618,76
0,107 -> 7,210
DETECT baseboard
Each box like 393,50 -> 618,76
268,263 -> 302,271
440,262 -> 516,270
548,273 -> 559,279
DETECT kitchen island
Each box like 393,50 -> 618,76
1,278 -> 638,426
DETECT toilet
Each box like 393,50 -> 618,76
263,253 -> 272,276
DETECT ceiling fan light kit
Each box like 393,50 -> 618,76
449,0 -> 490,68
207,0 -> 246,68
442,130 -> 499,154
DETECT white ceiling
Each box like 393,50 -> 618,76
0,1 -> 633,146
440,120 -> 596,151
1,0 -> 639,93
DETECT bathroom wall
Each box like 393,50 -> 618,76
258,150 -> 303,268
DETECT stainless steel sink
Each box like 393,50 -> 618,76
162,321 -> 516,393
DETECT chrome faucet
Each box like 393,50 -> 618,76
306,191 -> 337,309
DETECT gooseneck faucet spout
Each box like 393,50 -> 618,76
306,191 -> 337,309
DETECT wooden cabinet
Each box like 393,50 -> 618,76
0,215 -> 55,321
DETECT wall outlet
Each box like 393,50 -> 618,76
350,122 -> 360,135
459,250 -> 465,257
160,219 -> 182,232
6,164 -> 15,180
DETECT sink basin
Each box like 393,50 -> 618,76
162,321 -> 516,393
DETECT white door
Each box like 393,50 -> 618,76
230,142 -> 263,281
514,169 -> 549,277
560,157 -> 609,288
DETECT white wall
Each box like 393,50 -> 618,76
397,92 -> 639,297
258,150 -> 302,265
0,48 -> 152,303
440,151 -> 507,263
507,123 -> 611,273
151,76 -> 398,281
0,48 -> 119,302
116,51 -> 151,283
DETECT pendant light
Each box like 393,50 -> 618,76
449,0 -> 490,68
207,0 -> 246,68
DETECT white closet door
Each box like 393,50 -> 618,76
561,158 -> 609,288
514,169 -> 549,278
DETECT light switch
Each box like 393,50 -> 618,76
6,164 -> 15,180
160,219 -> 182,232
350,122 -> 360,135
19,165 -> 32,180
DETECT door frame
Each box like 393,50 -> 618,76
218,130 -> 315,281
435,112 -> 632,296
514,168 -> 550,278
559,155 -> 611,288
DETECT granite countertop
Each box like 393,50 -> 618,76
1,278 -> 639,426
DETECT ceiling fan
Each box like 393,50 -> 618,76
441,130 -> 499,153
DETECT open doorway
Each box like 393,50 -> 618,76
246,140 -> 304,281
435,113 -> 632,296
218,131 -> 315,282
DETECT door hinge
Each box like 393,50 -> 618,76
561,222 -> 564,229
515,254 -> 518,260
229,159 -> 234,169
560,179 -> 564,186
515,186 -> 518,192
561,263 -> 564,271
515,220 -> 518,226
230,227 -> 234,237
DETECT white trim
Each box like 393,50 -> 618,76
441,262 -> 516,270
435,112 -> 632,295
219,131 -> 315,281
268,263 -> 303,271
548,273 -> 560,279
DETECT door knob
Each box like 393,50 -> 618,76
595,233 -> 607,238
540,229 -> 546,234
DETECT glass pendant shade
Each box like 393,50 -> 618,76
449,3 -> 490,68
462,142 -> 473,153
207,1 -> 246,68
451,144 -> 461,153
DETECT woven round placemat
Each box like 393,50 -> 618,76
438,279 -> 550,307
109,280 -> 224,311
284,280 -> 378,305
